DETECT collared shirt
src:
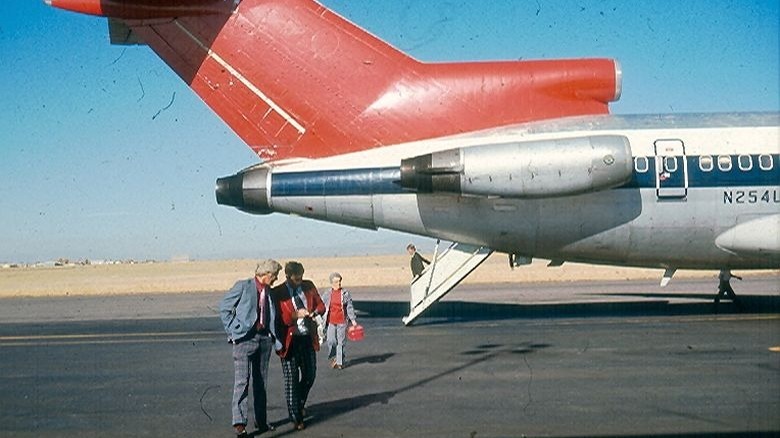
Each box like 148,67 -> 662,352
286,281 -> 311,336
287,282 -> 307,310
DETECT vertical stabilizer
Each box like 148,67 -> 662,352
50,0 -> 621,161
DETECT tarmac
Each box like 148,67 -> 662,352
0,276 -> 778,437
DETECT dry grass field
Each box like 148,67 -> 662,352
1,254 -> 764,298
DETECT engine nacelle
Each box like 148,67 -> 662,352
399,135 -> 633,198
215,164 -> 273,215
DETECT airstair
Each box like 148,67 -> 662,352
402,242 -> 493,325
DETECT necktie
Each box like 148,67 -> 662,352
288,284 -> 310,335
293,290 -> 306,310
257,284 -> 267,330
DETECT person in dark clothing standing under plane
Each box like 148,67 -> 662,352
715,269 -> 743,309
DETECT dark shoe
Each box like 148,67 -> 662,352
234,424 -> 248,438
256,423 -> 276,434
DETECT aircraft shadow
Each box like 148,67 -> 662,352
539,433 -> 779,438
597,293 -> 780,313
353,294 -> 780,324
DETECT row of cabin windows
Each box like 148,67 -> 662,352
634,154 -> 775,173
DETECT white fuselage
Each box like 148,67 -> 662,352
220,113 -> 780,269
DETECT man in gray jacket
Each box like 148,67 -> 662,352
219,259 -> 282,437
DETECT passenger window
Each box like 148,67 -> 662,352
759,154 -> 773,171
699,155 -> 713,172
738,155 -> 752,171
634,156 -> 649,173
717,155 -> 732,172
664,156 -> 677,172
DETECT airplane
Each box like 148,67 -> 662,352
48,0 -> 779,324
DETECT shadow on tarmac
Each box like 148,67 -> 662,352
267,343 -> 548,436
540,433 -> 780,438
354,293 -> 780,324
345,353 -> 395,367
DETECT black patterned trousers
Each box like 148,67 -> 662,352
280,335 -> 317,424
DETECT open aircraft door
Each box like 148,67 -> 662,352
654,139 -> 688,199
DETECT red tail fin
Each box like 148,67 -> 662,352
50,0 -> 620,161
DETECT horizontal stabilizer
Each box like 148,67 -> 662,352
47,0 -> 235,19
108,18 -> 143,45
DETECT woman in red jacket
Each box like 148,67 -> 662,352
270,261 -> 325,431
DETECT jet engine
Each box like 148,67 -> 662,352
399,135 -> 633,198
215,164 -> 273,215
215,135 -> 634,219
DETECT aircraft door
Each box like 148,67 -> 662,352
654,139 -> 688,199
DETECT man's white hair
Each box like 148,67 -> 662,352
255,259 -> 282,276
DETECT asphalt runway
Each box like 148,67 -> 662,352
0,277 -> 778,437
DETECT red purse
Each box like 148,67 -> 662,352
347,324 -> 364,341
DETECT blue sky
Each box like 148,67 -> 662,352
0,0 -> 778,263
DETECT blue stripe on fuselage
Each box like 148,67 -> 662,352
271,154 -> 779,197
273,167 -> 404,196
627,154 -> 780,189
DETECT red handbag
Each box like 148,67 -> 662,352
347,324 -> 364,341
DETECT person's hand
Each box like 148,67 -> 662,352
296,308 -> 310,319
